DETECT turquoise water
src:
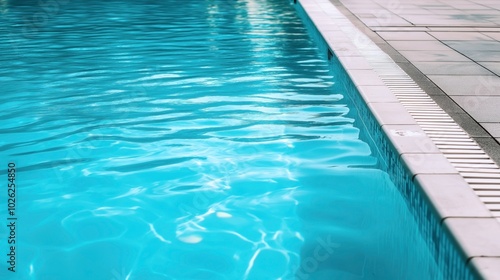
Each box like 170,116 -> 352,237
0,0 -> 445,279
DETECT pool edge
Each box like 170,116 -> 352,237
296,0 -> 500,279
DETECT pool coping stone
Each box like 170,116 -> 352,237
469,257 -> 500,280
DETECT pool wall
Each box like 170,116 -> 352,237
293,0 -> 500,278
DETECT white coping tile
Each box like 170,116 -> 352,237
317,24 -> 341,32
329,41 -> 357,52
325,32 -> 354,43
368,102 -> 418,125
333,49 -> 363,57
468,257 -> 500,280
346,69 -> 387,86
402,153 -> 460,175
414,174 -> 492,220
382,124 -> 441,154
338,56 -> 373,70
444,218 -> 500,257
357,85 -> 400,103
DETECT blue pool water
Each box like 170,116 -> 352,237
0,0 -> 446,279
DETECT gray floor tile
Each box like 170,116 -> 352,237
429,32 -> 494,40
431,9 -> 500,16
481,123 -> 500,137
411,18 -> 493,26
483,32 -> 500,41
429,75 -> 500,96
360,17 -> 412,27
399,50 -> 471,62
428,9 -> 471,16
450,96 -> 500,122
463,51 -> 500,62
377,31 -> 436,41
428,27 -> 478,32
445,40 -> 500,51
449,4 -> 495,10
412,61 -> 493,75
388,40 -> 451,51
480,62 -> 500,75
414,4 -> 451,9
372,27 -> 430,32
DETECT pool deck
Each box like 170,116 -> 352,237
298,0 -> 500,278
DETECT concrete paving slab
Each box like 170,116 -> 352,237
430,9 -> 499,16
451,96 -> 500,122
444,40 -> 500,51
412,61 -> 493,75
462,51 -> 500,62
428,75 -> 500,96
483,32 -> 500,41
372,27 -> 430,32
399,50 -> 471,62
429,32 -> 494,41
481,123 -> 500,137
449,4 -> 495,10
359,17 -> 412,27
429,27 -> 488,32
387,40 -> 452,51
376,31 -> 435,41
480,62 -> 500,75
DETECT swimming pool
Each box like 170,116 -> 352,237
0,0 -> 474,279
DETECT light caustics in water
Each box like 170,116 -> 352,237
0,0 -> 443,279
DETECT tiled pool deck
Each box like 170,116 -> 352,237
298,0 -> 500,278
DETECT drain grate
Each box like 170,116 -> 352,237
366,60 -> 500,219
